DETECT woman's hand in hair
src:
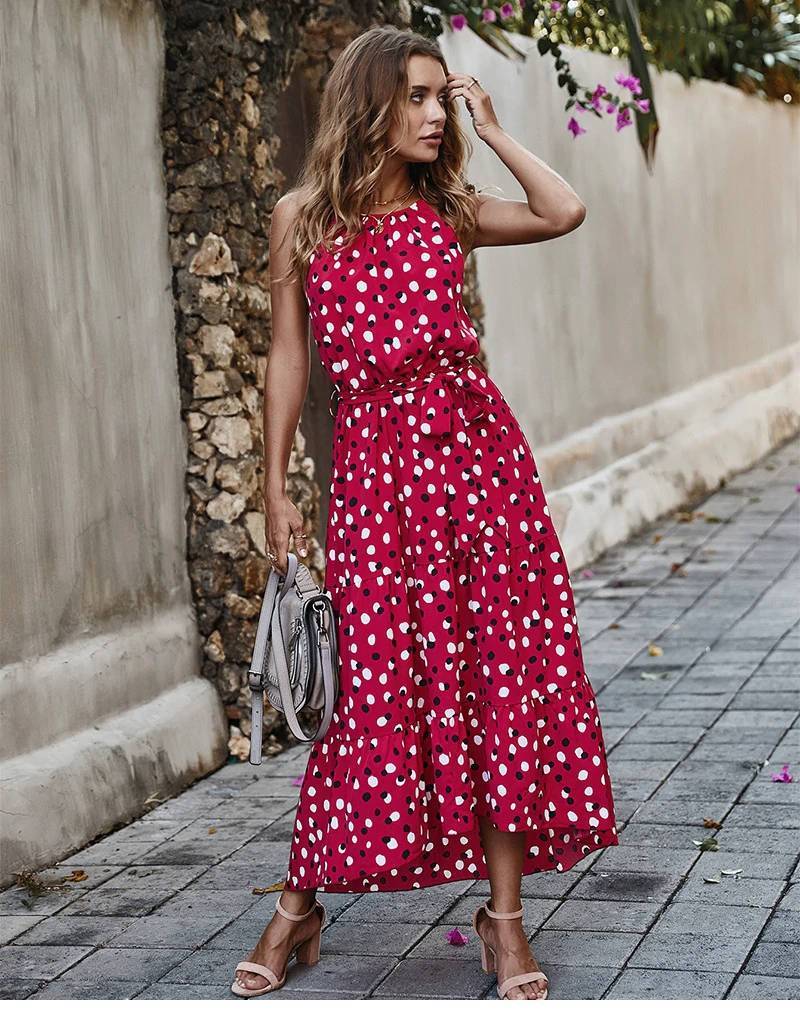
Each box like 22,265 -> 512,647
446,72 -> 502,141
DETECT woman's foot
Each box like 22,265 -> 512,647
232,892 -> 321,993
475,902 -> 547,1000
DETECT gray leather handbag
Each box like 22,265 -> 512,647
247,551 -> 339,763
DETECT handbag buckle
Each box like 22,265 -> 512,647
248,668 -> 265,691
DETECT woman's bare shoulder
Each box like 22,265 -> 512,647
274,188 -> 311,219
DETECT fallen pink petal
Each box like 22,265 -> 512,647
446,927 -> 470,946
770,764 -> 793,783
291,774 -> 304,786
567,116 -> 586,137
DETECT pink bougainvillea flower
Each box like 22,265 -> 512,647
605,102 -> 616,114
550,1 -> 563,11
771,764 -> 793,783
589,83 -> 608,110
500,2 -> 515,18
635,97 -> 651,113
615,73 -> 642,95
291,774 -> 304,786
446,927 -> 470,946
615,107 -> 633,131
450,13 -> 467,30
567,116 -> 586,137
482,7 -> 497,22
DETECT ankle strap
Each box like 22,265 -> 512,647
485,901 -> 524,920
276,897 -> 317,921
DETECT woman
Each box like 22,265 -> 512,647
232,25 -> 618,1002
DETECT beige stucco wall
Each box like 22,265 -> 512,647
441,29 -> 799,564
0,0 -> 227,885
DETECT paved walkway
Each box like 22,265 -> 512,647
2,436 -> 798,1000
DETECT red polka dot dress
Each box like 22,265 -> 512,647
283,196 -> 618,893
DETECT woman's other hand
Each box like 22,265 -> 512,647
263,489 -> 308,575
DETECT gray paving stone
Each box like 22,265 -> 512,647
627,799 -> 731,825
13,915 -> 136,947
131,841 -> 242,867
0,944 -> 93,980
608,759 -> 677,782
58,839 -> 159,866
777,883 -> 800,910
104,914 -> 232,949
617,823 -> 703,849
543,899 -> 661,934
0,884 -> 90,916
591,845 -> 699,876
692,849 -> 796,881
715,827 -> 800,854
627,932 -> 756,972
91,863 -> 208,893
622,727 -> 708,745
610,742 -> 692,762
606,967 -> 734,999
370,956 -> 490,998
673,875 -> 786,909
134,982 -> 257,998
527,929 -> 641,968
762,909 -> 800,944
336,883 -> 470,924
639,709 -> 721,727
59,885 -> 178,918
184,860 -> 287,891
31,979 -> 146,999
150,888 -> 261,920
725,804 -> 800,829
96,818 -> 194,843
0,914 -> 45,944
323,920 -> 429,956
651,902 -> 770,938
714,709 -> 794,729
569,871 -> 683,903
57,946 -> 192,982
742,780 -> 800,804
0,978 -> 48,1000
744,941 -> 800,978
727,974 -> 800,999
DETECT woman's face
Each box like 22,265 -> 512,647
390,54 -> 448,163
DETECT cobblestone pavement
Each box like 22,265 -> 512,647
2,437 -> 798,1000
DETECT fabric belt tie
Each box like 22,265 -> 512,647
332,355 -> 493,433
332,356 -> 497,557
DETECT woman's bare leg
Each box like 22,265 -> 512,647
475,817 -> 547,1000
233,886 -> 319,992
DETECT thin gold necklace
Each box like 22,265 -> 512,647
362,184 -> 417,233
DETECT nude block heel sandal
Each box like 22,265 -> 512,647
472,899 -> 549,1000
231,896 -> 326,998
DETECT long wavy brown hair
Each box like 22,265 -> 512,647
274,25 -> 482,289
